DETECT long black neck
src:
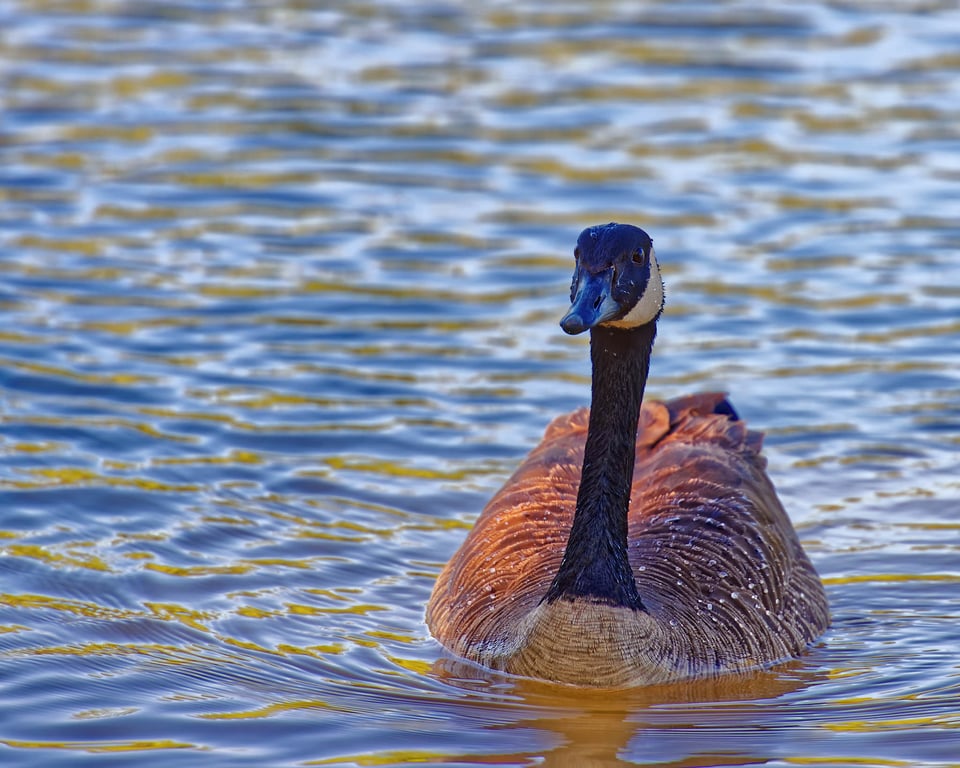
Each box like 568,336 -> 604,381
544,321 -> 657,609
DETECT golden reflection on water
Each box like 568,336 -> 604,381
1,0 -> 959,766
305,660 -> 826,768
0,739 -> 196,755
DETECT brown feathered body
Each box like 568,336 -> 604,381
427,392 -> 829,687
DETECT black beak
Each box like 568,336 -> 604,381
560,268 -> 622,335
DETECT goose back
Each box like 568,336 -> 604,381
426,392 -> 829,685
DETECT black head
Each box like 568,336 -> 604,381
560,223 -> 664,335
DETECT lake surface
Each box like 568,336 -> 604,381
1,1 -> 959,766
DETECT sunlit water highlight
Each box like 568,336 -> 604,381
1,1 -> 958,766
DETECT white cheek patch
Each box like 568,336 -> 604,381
604,249 -> 664,329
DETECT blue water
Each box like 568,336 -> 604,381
1,1 -> 959,766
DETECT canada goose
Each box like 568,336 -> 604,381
426,223 -> 829,687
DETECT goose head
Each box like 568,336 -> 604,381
560,223 -> 664,335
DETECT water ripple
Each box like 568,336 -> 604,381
1,1 -> 959,766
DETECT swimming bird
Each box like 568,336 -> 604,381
426,223 -> 829,687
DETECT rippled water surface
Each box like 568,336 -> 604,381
2,1 -> 959,766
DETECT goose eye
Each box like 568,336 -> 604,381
574,248 -> 580,262
632,249 -> 646,265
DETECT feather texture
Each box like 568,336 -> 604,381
427,393 -> 829,686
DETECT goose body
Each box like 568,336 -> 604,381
427,224 -> 829,687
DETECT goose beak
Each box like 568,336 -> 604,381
560,269 -> 621,335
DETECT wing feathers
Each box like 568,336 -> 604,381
427,392 -> 828,680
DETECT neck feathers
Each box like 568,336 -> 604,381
545,321 -> 657,609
